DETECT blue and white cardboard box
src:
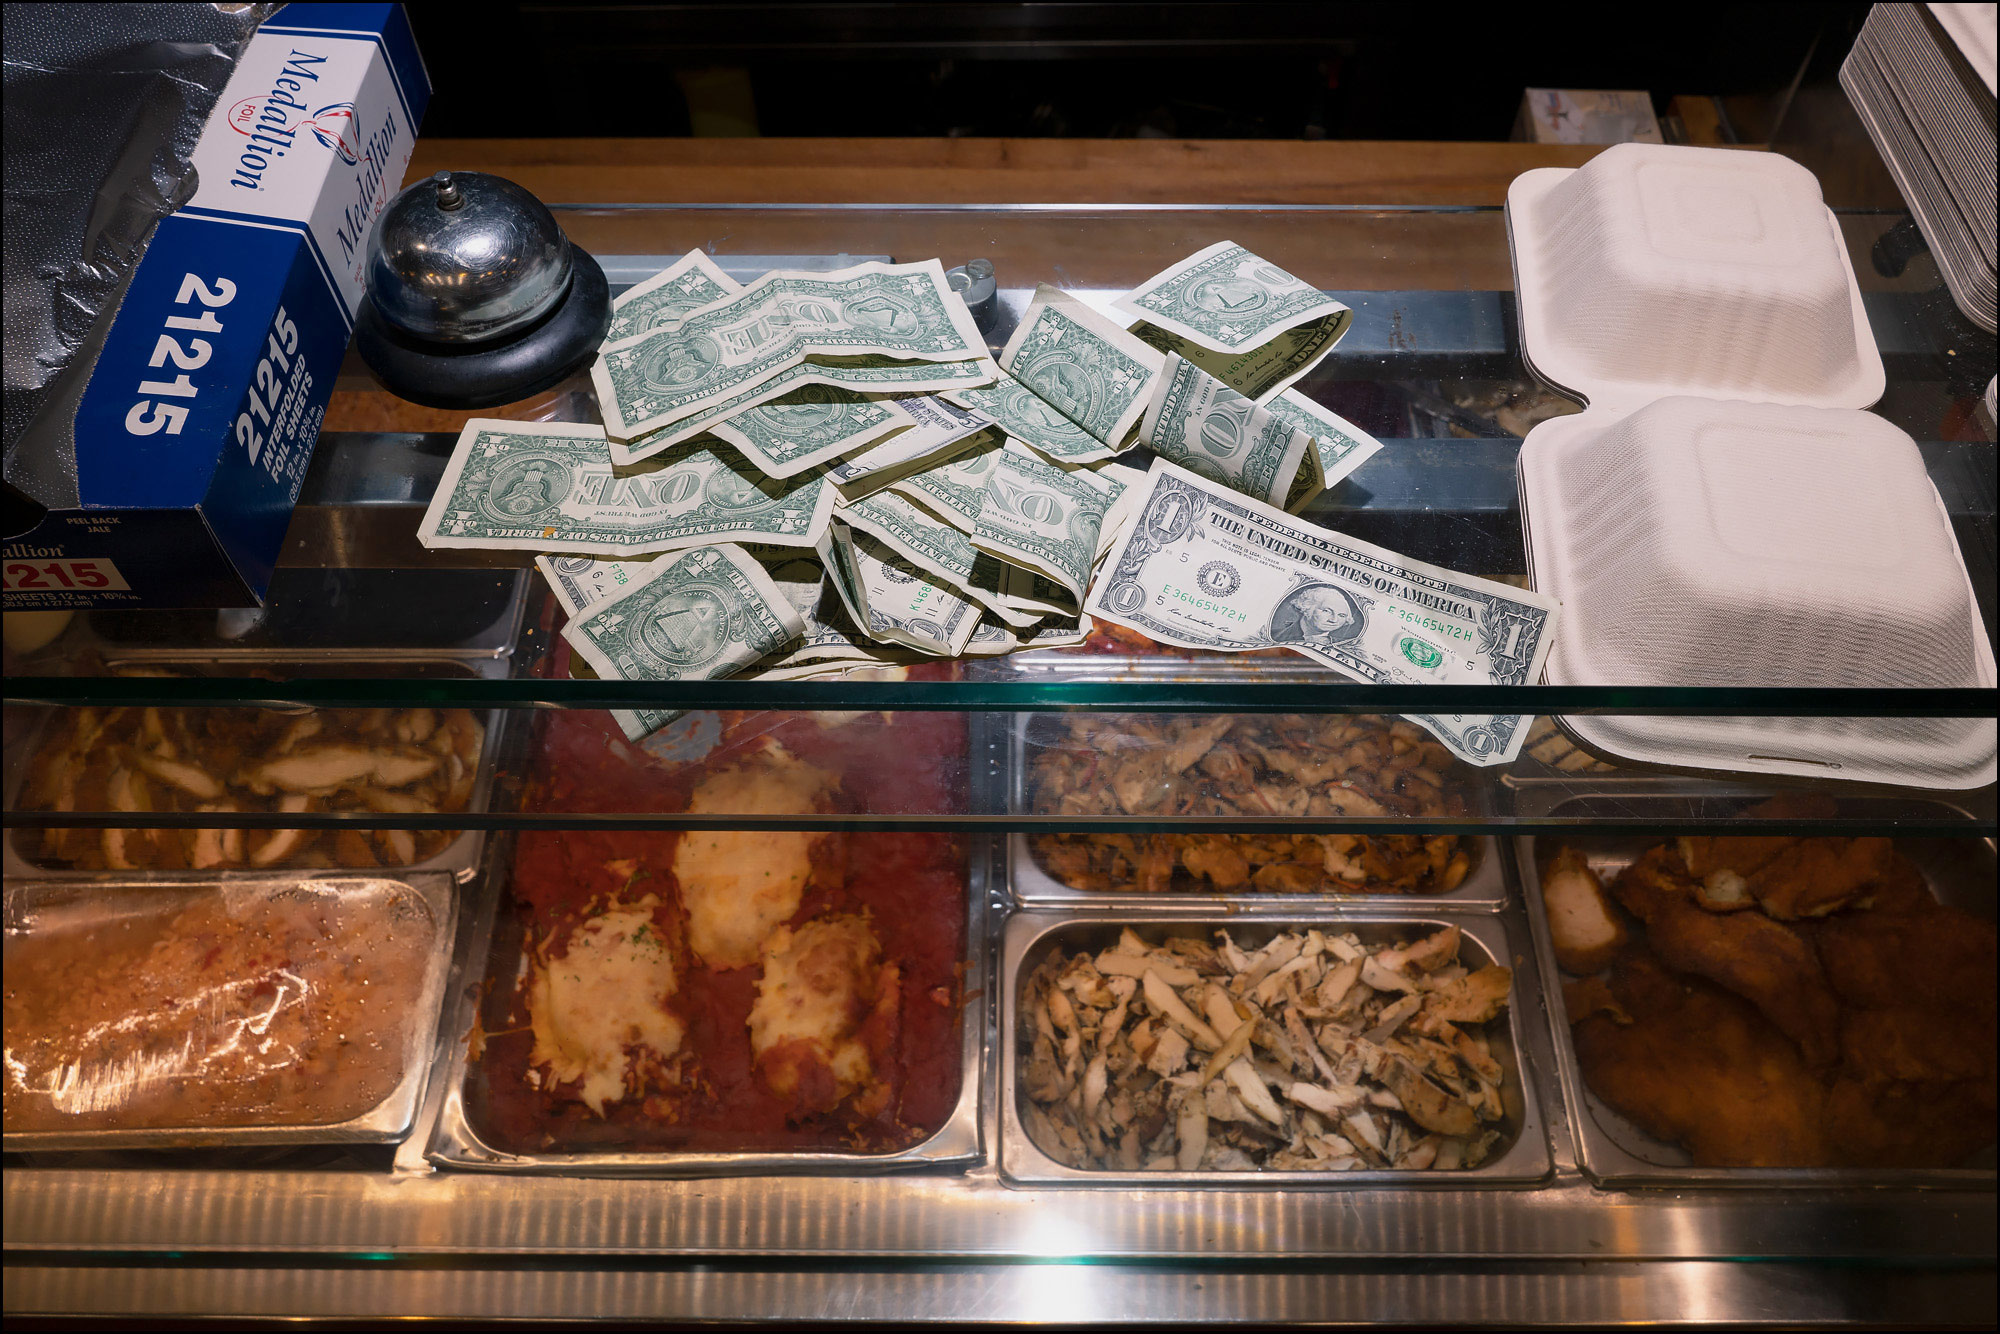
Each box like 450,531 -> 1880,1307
3,3 -> 428,610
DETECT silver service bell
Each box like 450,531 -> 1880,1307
355,170 -> 610,408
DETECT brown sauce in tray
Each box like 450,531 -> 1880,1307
467,686 -> 968,1156
4,885 -> 433,1133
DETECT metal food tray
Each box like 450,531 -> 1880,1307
998,908 -> 1552,1188
67,569 -> 532,665
2,873 -> 459,1152
2,658 -> 513,885
1514,806 -> 1998,1188
423,836 -> 992,1177
1501,772 -> 1994,825
1005,710 -> 1509,911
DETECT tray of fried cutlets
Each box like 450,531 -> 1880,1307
1513,796 -> 1996,1187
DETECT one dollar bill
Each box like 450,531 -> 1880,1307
823,522 -> 982,657
1112,240 -> 1351,403
608,353 -> 996,466
1262,388 -> 1384,493
418,420 -> 834,556
824,393 -> 995,496
604,248 -> 742,346
886,432 -> 1004,532
970,442 -> 1123,602
837,489 -> 1038,626
944,372 -> 1117,466
962,610 -> 1093,655
1139,352 -> 1316,511
536,552 -> 678,740
592,259 -> 988,441
1085,458 -> 1559,765
706,384 -> 915,479
542,546 -> 873,674
998,284 -> 1165,447
559,543 -> 806,740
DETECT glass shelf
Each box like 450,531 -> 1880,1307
5,205 -> 1994,839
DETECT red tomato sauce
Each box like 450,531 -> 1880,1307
468,678 -> 968,1156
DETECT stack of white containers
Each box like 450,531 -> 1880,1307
1506,142 -> 1996,789
1841,2 -> 1998,333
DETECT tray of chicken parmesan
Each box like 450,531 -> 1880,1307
1516,796 -> 1997,1187
424,698 -> 984,1174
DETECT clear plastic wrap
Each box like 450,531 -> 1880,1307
3,875 -> 453,1145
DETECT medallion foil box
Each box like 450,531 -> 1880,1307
3,4 -> 429,611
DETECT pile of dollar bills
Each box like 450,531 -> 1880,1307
417,242 -> 1559,765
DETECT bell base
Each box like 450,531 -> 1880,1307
354,248 -> 611,410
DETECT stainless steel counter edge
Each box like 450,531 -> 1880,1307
5,1158 -> 1994,1260
7,1259 -> 1993,1326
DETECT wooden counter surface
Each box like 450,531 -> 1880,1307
405,137 -> 1609,206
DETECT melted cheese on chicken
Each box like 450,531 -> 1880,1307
674,740 -> 838,970
747,913 -> 897,1116
527,896 -> 683,1114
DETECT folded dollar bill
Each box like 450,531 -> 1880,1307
604,248 -> 742,347
971,442 -> 1123,602
537,552 -> 646,618
418,420 -> 835,556
837,488 -> 1038,626
738,543 -> 886,669
548,544 -> 920,687
559,543 -> 807,741
824,394 -> 996,496
752,656 -> 918,682
592,259 -> 990,441
706,385 -> 915,479
1093,460 -> 1149,566
823,522 -> 983,657
944,373 -> 1119,466
999,284 -> 1166,447
962,610 -> 1093,655
999,558 -> 1082,619
886,432 -> 1005,532
536,552 -> 679,741
543,545 -> 889,678
1139,352 -> 1318,511
608,352 -> 998,466
1085,457 -> 1559,766
1262,389 -> 1384,494
1112,241 -> 1352,403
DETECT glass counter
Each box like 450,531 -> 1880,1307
4,205 -> 1994,1326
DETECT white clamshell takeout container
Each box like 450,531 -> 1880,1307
1507,142 -> 1885,414
1506,142 -> 1992,788
1519,397 -> 1996,788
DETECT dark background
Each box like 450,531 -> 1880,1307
410,1 -> 1872,143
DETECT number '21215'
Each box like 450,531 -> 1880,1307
123,273 -> 300,468
125,273 -> 237,438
